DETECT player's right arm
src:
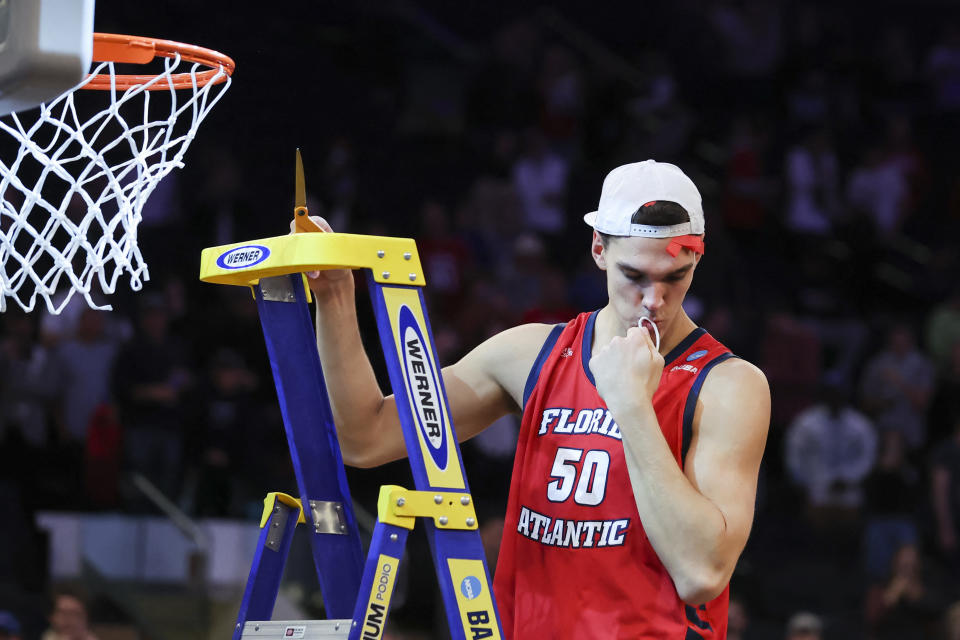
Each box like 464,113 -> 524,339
303,217 -> 549,468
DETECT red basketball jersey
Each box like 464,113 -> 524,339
494,311 -> 735,639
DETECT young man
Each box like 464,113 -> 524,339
305,160 -> 770,639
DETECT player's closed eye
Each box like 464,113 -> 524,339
626,273 -> 684,284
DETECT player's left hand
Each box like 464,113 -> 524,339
589,325 -> 664,413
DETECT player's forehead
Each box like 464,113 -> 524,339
606,235 -> 692,273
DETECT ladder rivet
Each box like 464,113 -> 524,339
377,250 -> 385,258
439,516 -> 448,525
460,496 -> 470,505
382,271 -> 391,279
274,506 -> 280,513
434,495 -> 443,504
254,625 -> 260,631
236,624 -> 241,630
272,522 -> 279,528
403,252 -> 411,260
408,273 -> 417,281
397,497 -> 405,507
353,621 -> 358,627
340,525 -> 347,532
335,623 -> 341,630
466,517 -> 476,527
390,533 -> 398,542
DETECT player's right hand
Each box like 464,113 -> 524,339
288,215 -> 354,296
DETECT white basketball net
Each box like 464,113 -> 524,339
0,54 -> 231,314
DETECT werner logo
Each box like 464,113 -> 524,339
216,245 -> 270,270
399,305 -> 448,470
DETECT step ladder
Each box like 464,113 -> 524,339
200,186 -> 504,640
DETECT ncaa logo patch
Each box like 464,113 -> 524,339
686,349 -> 708,362
399,305 -> 448,470
216,245 -> 270,270
460,576 -> 482,600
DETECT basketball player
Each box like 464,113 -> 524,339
301,160 -> 770,639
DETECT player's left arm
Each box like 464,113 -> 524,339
592,328 -> 769,605
671,358 -> 770,602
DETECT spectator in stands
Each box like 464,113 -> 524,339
932,416 -> 960,564
784,128 -> 840,237
929,340 -> 960,447
42,587 -> 97,640
927,288 -> 960,372
707,1 -> 783,81
417,199 -> 473,317
785,379 -> 877,526
52,309 -> 120,448
846,145 -> 908,238
519,267 -> 577,325
862,430 -> 920,581
112,294 -> 192,506
865,543 -> 946,639
785,70 -> 831,127
0,311 -> 58,448
926,24 -> 960,112
512,129 -> 569,237
727,595 -> 750,640
860,323 -> 935,450
0,612 -> 21,640
537,45 -> 582,147
720,115 -> 776,241
496,232 -> 548,313
945,601 -> 960,640
184,348 -> 259,517
883,116 -> 928,219
760,310 -> 822,427
784,611 -> 823,640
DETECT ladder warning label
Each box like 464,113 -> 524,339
282,626 -> 306,638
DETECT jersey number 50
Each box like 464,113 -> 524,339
546,447 -> 610,506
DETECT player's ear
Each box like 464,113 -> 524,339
591,231 -> 608,270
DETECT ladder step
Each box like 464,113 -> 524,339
239,620 -> 352,639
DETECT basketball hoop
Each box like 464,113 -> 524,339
0,33 -> 234,314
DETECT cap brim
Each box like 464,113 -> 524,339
583,211 -> 598,228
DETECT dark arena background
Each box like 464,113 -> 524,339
2,1 -> 960,638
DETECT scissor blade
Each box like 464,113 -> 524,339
295,148 -> 306,210
293,149 -> 323,233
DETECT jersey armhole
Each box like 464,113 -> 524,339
522,324 -> 565,411
681,352 -> 738,466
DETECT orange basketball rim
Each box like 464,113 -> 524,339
87,33 -> 235,90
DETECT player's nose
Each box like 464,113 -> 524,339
642,283 -> 667,313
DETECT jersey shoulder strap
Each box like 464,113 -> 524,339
522,323 -> 566,410
679,331 -> 738,465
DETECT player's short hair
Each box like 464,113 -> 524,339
596,200 -> 690,247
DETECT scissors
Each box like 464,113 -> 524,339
292,148 -> 325,233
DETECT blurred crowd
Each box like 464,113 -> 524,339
3,0 -> 960,637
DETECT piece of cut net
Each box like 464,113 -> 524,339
0,54 -> 231,314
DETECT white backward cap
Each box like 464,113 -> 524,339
583,160 -> 704,237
